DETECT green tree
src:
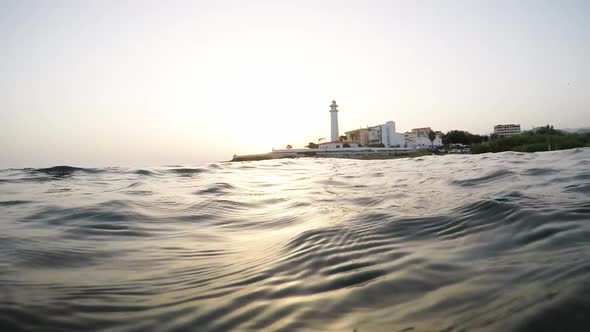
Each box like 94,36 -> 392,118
286,144 -> 292,149
443,130 -> 491,145
306,142 -> 318,149
533,124 -> 563,136
443,130 -> 470,145
339,135 -> 347,143
472,130 -> 587,154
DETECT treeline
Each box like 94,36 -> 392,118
471,127 -> 590,153
442,130 -> 489,145
442,125 -> 590,153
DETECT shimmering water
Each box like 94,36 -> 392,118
1,149 -> 589,331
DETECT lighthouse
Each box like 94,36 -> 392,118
330,100 -> 339,142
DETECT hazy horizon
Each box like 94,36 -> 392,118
1,0 -> 589,168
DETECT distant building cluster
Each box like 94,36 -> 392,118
316,100 -> 444,150
345,124 -> 442,149
345,121 -> 404,148
236,100 -> 570,161
494,124 -> 521,137
281,101 -> 526,152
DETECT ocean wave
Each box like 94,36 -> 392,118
0,200 -> 33,206
194,182 -> 237,195
133,169 -> 155,176
450,169 -> 517,187
168,167 -> 207,176
33,165 -> 106,175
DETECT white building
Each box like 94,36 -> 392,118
403,127 -> 443,149
367,121 -> 405,147
494,124 -> 521,137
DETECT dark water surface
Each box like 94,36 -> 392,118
1,149 -> 589,331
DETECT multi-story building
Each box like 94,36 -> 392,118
494,124 -> 521,137
344,128 -> 370,146
345,121 -> 405,147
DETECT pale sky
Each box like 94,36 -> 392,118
1,0 -> 589,167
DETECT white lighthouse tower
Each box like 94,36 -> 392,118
330,100 -> 339,142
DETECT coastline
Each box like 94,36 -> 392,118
230,148 -> 434,162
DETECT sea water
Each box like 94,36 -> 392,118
1,148 -> 589,331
